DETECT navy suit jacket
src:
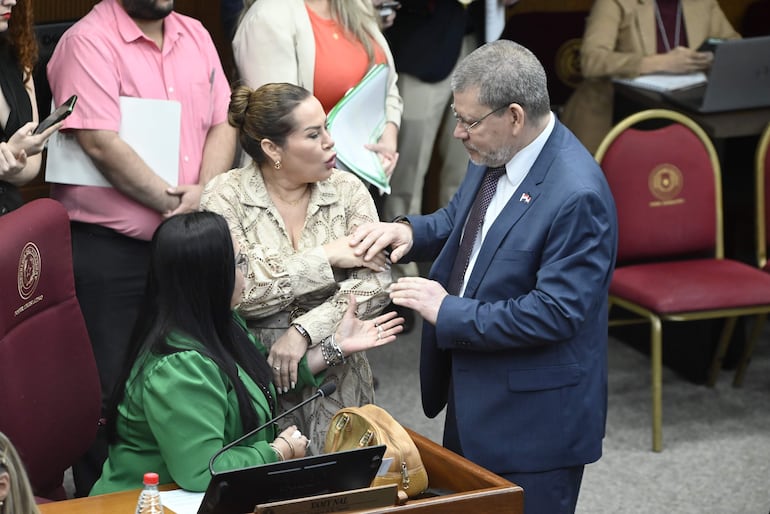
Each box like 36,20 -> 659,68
405,119 -> 618,474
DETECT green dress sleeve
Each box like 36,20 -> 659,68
141,351 -> 279,491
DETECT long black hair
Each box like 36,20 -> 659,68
105,212 -> 273,442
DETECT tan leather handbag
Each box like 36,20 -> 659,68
324,404 -> 429,498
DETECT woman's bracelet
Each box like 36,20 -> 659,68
277,435 -> 296,459
292,323 -> 312,345
320,334 -> 345,367
269,443 -> 285,461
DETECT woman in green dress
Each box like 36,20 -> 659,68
91,211 -> 403,494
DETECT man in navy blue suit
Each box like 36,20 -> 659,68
351,40 -> 618,514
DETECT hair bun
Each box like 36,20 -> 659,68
228,85 -> 253,129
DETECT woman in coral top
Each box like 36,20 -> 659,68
233,0 -> 402,177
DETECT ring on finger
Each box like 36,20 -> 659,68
273,365 -> 280,371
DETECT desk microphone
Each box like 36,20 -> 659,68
208,382 -> 337,474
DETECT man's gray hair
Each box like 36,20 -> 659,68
451,40 -> 551,121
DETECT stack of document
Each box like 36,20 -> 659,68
613,72 -> 707,93
327,64 -> 390,193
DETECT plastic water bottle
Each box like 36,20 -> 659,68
135,472 -> 164,514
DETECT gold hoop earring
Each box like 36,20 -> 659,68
274,160 -> 282,170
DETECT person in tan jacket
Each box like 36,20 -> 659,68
561,0 -> 740,154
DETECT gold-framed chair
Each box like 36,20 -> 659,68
595,109 -> 770,452
733,123 -> 770,387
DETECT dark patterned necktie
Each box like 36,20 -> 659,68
446,166 -> 507,296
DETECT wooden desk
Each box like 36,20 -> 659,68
39,484 -> 180,514
613,82 -> 770,140
39,430 -> 522,514
375,429 -> 522,514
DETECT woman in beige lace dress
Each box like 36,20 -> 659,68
201,83 -> 392,454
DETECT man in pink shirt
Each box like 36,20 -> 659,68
46,0 -> 235,496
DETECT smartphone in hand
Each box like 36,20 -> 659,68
697,38 -> 725,54
34,95 -> 77,135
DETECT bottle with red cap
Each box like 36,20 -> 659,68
135,472 -> 164,514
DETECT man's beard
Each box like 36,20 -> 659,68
122,0 -> 174,20
465,141 -> 516,168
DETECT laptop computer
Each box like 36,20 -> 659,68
197,444 -> 387,514
663,35 -> 770,113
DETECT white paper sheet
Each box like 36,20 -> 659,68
613,72 -> 707,93
159,489 -> 205,514
45,96 -> 181,187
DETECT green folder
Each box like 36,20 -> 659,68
327,64 -> 390,193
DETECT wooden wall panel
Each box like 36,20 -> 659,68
29,0 -> 760,79
31,0 -> 220,25
31,0 -> 230,69
507,0 -> 753,32
32,1 -> 95,23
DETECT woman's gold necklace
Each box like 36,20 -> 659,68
270,185 -> 309,207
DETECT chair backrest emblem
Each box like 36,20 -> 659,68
17,242 -> 41,301
555,38 -> 583,89
648,164 -> 685,206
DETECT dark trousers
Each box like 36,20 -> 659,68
443,391 -> 584,514
501,466 -> 584,514
70,222 -> 150,496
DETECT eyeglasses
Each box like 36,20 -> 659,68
451,103 -> 511,133
235,252 -> 249,276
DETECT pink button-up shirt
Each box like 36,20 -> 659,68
47,0 -> 231,240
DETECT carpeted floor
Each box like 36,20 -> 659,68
367,318 -> 770,514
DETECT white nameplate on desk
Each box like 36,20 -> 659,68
254,484 -> 398,514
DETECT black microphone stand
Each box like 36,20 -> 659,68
208,382 -> 336,475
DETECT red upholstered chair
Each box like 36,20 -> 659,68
595,110 -> 770,452
0,198 -> 101,500
733,123 -> 770,386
